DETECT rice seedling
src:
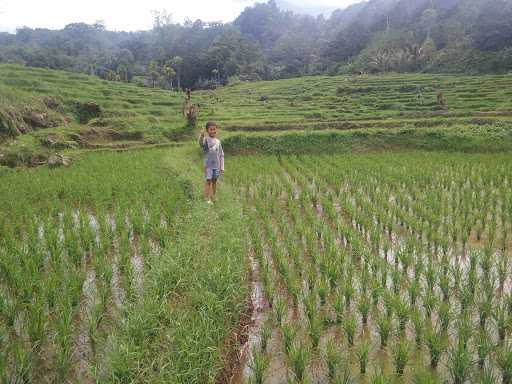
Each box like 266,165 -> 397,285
425,326 -> 445,369
275,295 -> 287,325
260,318 -> 272,353
371,283 -> 382,307
308,314 -> 322,351
282,323 -> 297,356
26,297 -> 47,350
383,292 -> 395,319
318,278 -> 328,306
249,346 -> 270,384
478,366 -> 498,384
332,288 -> 345,324
423,291 -> 438,319
358,297 -> 370,326
391,270 -> 402,295
447,340 -> 473,384
392,338 -> 410,376
288,341 -> 310,383
9,341 -> 33,383
459,283 -> 475,312
498,254 -> 508,291
356,340 -> 370,375
408,279 -> 420,306
411,310 -> 425,346
304,290 -> 317,323
334,366 -> 354,384
478,298 -> 492,330
439,273 -> 450,302
377,315 -> 391,348
394,296 -> 410,333
497,342 -> 512,384
476,330 -> 493,369
343,281 -> 355,308
54,299 -> 74,379
343,315 -> 357,347
438,302 -> 450,333
494,304 -> 510,343
325,339 -> 338,380
370,368 -> 392,384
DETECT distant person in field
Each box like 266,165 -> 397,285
199,121 -> 224,204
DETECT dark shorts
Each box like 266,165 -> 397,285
205,168 -> 220,181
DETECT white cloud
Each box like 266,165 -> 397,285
0,0 -> 355,32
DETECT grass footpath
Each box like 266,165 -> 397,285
103,146 -> 248,383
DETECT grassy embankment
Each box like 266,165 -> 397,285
2,65 -> 512,167
0,64 -> 188,166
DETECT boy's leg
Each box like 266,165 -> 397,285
205,167 -> 213,202
205,180 -> 212,201
212,179 -> 217,198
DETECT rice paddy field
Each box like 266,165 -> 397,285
229,152 -> 512,383
2,65 -> 512,383
0,148 -> 247,383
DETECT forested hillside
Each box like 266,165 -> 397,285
0,0 -> 511,89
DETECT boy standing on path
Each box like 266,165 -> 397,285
199,121 -> 224,204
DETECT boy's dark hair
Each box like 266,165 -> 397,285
206,121 -> 217,130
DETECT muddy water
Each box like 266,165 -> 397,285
72,268 -> 97,384
262,330 -> 289,384
111,255 -> 125,308
88,213 -> 101,246
127,219 -> 145,298
130,245 -> 144,297
231,248 -> 270,384
108,214 -> 126,309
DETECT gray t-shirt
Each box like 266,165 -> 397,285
200,136 -> 224,170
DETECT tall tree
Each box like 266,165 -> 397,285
147,60 -> 159,88
171,56 -> 183,90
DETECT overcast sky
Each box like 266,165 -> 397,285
0,0 -> 357,33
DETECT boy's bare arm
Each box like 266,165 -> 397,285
220,143 -> 225,173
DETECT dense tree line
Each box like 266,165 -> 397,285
0,0 -> 511,89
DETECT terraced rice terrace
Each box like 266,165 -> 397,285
199,74 -> 512,131
1,64 -> 512,383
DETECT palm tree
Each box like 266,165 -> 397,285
163,62 -> 176,90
